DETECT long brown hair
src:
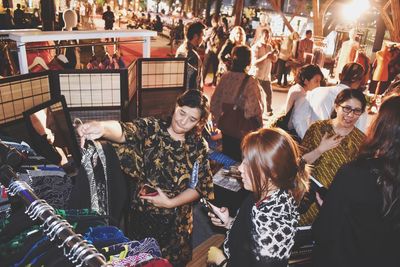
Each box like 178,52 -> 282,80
241,128 -> 309,203
359,95 -> 400,218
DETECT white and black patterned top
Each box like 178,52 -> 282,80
224,190 -> 299,265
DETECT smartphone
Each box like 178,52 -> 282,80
200,198 -> 224,223
139,184 -> 158,196
309,176 -> 328,200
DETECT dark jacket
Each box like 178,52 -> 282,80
312,158 -> 400,267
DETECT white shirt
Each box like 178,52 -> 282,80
306,83 -> 368,133
285,84 -> 309,136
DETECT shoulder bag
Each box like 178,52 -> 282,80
218,75 -> 261,139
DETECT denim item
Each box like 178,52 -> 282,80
208,151 -> 237,169
3,141 -> 37,156
83,226 -> 129,247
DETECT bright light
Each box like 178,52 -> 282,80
341,0 -> 370,21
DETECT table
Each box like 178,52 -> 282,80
8,29 -> 157,74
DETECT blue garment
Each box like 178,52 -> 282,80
208,150 -> 237,169
83,226 -> 129,247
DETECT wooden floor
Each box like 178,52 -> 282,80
187,234 -> 225,267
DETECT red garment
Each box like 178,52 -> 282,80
26,41 -> 55,66
354,51 -> 371,85
142,258 -> 173,267
296,38 -> 313,63
29,64 -> 47,73
48,59 -> 65,70
373,46 -> 391,81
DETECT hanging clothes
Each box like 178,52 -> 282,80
68,141 -> 128,225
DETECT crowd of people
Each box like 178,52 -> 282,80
77,78 -> 400,267
78,13 -> 400,267
0,4 -> 41,29
2,5 -> 400,266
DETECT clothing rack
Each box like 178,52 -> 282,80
8,29 -> 157,74
17,39 -> 145,52
0,164 -> 108,267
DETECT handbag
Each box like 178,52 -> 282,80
273,106 -> 293,131
218,75 -> 261,139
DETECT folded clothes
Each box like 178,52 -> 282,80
102,237 -> 162,259
83,226 -> 130,247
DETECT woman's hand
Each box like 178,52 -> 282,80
140,188 -> 174,209
317,133 -> 344,154
208,203 -> 233,229
76,121 -> 105,148
207,246 -> 226,265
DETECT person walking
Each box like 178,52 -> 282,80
296,30 -> 314,64
202,14 -> 224,86
102,6 -> 115,30
176,22 -> 206,90
250,28 -> 277,116
13,4 -> 25,29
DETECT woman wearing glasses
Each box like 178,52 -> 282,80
299,89 -> 367,225
312,95 -> 400,267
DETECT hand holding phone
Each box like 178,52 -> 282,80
201,198 -> 230,227
310,176 -> 328,200
139,184 -> 159,196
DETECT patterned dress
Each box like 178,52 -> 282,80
112,117 -> 214,266
223,190 -> 299,266
300,120 -> 365,225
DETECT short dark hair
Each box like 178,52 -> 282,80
231,45 -> 251,72
175,89 -> 210,136
305,30 -> 312,35
330,88 -> 367,118
340,62 -> 365,84
296,64 -> 324,87
185,21 -> 206,41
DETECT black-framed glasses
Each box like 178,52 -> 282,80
339,105 -> 363,116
